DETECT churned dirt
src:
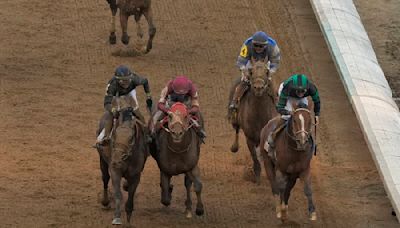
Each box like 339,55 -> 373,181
0,0 -> 398,227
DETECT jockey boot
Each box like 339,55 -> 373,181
267,134 -> 275,157
229,81 -> 249,111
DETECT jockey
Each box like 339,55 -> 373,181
96,65 -> 153,145
267,74 -> 320,153
151,75 -> 206,140
228,31 -> 281,111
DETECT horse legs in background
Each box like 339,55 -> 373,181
230,126 -> 239,153
107,0 -> 118,44
160,172 -> 173,207
185,166 -> 204,218
100,156 -> 111,208
125,174 -> 141,224
143,6 -> 156,53
120,12 -> 130,45
301,168 -> 317,221
134,14 -> 143,38
110,169 -> 123,225
246,138 -> 261,185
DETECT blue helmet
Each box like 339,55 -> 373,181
114,65 -> 132,79
252,31 -> 269,45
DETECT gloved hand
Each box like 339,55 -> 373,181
146,97 -> 153,111
189,105 -> 199,114
279,109 -> 291,116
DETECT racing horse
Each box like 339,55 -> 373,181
95,95 -> 148,225
260,102 -> 317,222
150,102 -> 204,218
228,58 -> 276,184
106,0 -> 156,53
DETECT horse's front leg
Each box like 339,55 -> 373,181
99,156 -> 111,208
110,168 -> 123,225
187,166 -> 204,217
160,172 -> 173,206
246,138 -> 261,185
230,126 -> 240,153
281,176 -> 297,222
275,170 -> 287,220
107,0 -> 117,44
184,174 -> 193,218
125,173 -> 141,224
301,168 -> 317,221
143,6 -> 156,53
120,12 -> 130,45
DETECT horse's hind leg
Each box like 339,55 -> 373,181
246,138 -> 261,185
120,12 -> 130,45
107,0 -> 117,44
143,5 -> 156,53
187,166 -> 204,216
301,169 -> 317,221
125,174 -> 141,224
160,172 -> 173,207
100,156 -> 111,208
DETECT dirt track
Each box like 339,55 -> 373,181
0,0 -> 398,227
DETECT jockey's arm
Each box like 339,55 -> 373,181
276,86 -> 290,115
157,85 -> 169,113
132,74 -> 151,98
309,83 -> 321,117
267,44 -> 281,75
103,79 -> 117,112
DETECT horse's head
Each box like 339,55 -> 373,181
167,102 -> 190,143
111,95 -> 138,165
290,103 -> 313,150
249,58 -> 270,96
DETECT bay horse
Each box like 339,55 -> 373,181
95,95 -> 148,225
106,0 -> 156,53
228,58 -> 276,184
150,102 -> 204,218
260,102 -> 317,222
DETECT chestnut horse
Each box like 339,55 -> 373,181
106,0 -> 156,53
228,58 -> 276,184
95,95 -> 148,225
150,102 -> 204,218
260,103 -> 317,222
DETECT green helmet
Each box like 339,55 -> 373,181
291,74 -> 308,92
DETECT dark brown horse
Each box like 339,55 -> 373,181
260,103 -> 317,222
96,95 -> 148,225
228,58 -> 276,184
150,102 -> 204,218
106,0 -> 156,53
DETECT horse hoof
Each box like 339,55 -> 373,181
230,144 -> 239,153
109,35 -> 116,45
195,207 -> 204,216
161,199 -> 171,207
101,199 -> 110,208
185,210 -> 193,218
276,211 -> 281,219
112,217 -> 122,225
309,212 -> 317,221
121,36 -> 130,45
